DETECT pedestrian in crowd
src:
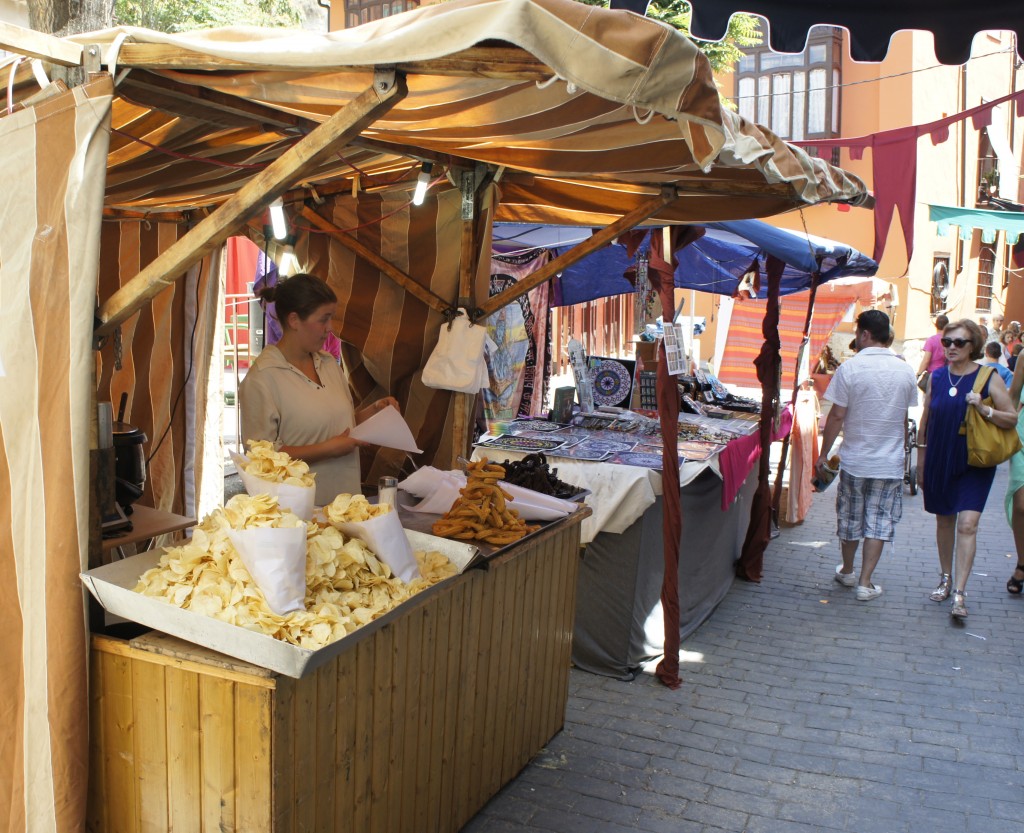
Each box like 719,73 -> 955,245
1000,329 -> 1017,366
983,341 -> 1014,386
1004,357 -> 1024,595
917,314 -> 949,383
988,313 -> 1005,344
918,319 -> 1018,619
816,310 -> 918,601
1010,343 -> 1023,373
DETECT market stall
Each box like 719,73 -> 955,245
0,0 -> 872,829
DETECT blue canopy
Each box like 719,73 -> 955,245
491,220 -> 878,307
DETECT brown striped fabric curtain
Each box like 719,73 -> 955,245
297,184 -> 495,483
95,222 -> 223,520
0,78 -> 112,833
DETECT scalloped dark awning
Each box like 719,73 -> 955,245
610,0 -> 1023,65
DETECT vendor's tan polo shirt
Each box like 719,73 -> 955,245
239,345 -> 359,504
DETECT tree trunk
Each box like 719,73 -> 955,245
29,0 -> 114,36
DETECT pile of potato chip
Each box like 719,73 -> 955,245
243,439 -> 316,487
135,493 -> 457,649
322,492 -> 391,524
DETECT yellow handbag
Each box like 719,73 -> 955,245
961,366 -> 1022,467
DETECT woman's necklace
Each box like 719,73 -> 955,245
948,366 -> 967,397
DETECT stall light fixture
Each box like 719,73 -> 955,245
269,198 -> 288,240
278,246 -> 301,278
412,162 -> 433,206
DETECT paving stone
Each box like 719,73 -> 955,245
460,465 -> 1024,833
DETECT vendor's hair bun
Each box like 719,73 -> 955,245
265,273 -> 337,323
254,284 -> 278,304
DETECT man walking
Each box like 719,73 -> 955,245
815,310 -> 919,601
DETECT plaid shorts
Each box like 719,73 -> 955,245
835,471 -> 903,542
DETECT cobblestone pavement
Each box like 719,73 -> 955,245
463,465 -> 1024,833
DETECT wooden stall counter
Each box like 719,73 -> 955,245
88,507 -> 590,833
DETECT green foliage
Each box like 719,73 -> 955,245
114,0 -> 301,32
576,0 -> 761,74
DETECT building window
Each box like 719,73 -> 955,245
977,131 -> 999,205
977,245 -> 996,313
733,29 -> 843,141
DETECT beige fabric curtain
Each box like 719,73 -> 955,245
95,221 -> 223,519
0,78 -> 112,833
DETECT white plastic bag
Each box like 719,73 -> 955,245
422,309 -> 489,393
229,449 -> 316,521
227,525 -> 308,615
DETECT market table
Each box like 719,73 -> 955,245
87,507 -> 589,833
472,415 -> 762,680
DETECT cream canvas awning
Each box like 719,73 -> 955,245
4,0 -> 869,227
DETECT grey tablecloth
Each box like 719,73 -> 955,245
571,467 -> 758,679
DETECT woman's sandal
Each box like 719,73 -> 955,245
930,573 -> 952,602
1008,564 -> 1024,595
951,590 -> 968,620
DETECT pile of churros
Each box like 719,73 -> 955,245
431,458 -> 538,547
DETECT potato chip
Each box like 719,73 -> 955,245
134,495 -> 456,650
243,440 -> 316,487
323,492 -> 390,524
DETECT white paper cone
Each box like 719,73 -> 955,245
230,450 -> 316,520
227,525 -> 308,615
332,511 -> 421,582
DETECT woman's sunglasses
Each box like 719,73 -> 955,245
940,337 -> 971,348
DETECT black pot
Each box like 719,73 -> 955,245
113,421 -> 147,514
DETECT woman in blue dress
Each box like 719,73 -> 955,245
918,319 -> 1017,619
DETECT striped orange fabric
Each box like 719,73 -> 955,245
0,78 -> 112,833
297,185 -> 495,482
719,283 -> 877,390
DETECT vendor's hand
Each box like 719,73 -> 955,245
356,397 -> 399,424
330,429 -> 368,457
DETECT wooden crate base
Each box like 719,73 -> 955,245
88,516 -> 584,833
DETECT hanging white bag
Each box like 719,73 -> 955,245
422,308 -> 489,394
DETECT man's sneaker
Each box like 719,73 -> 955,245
855,583 -> 883,601
834,565 -> 857,587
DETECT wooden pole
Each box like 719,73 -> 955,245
95,72 -> 407,338
0,21 -> 82,66
298,205 -> 451,315
473,187 -> 678,319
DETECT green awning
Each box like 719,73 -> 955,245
929,203 -> 1024,245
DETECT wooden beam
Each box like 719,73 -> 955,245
297,205 -> 451,315
118,70 -> 318,134
474,187 -> 679,319
0,21 -> 82,67
95,73 -> 407,339
115,43 -> 552,80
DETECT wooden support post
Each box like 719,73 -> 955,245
298,206 -> 452,315
474,187 -> 678,319
0,21 -> 83,66
95,72 -> 407,339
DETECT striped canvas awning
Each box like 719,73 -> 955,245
718,280 -> 882,390
3,0 -> 868,226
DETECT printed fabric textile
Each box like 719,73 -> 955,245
0,78 -> 112,833
484,250 -> 551,420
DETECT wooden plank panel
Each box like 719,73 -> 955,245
496,555 -> 525,784
351,639 -> 376,831
504,554 -> 532,780
479,562 -> 510,803
292,673 -> 318,831
87,647 -> 109,833
545,536 -> 568,744
102,652 -> 137,833
425,594 -> 452,832
452,573 -> 484,830
315,665 -> 338,832
132,660 -> 168,833
165,667 -> 202,833
398,606 -> 425,833
235,683 -> 273,833
369,624 -> 395,833
198,676 -> 235,833
333,646 -> 359,833
436,582 -> 466,833
272,676 -> 295,833
386,608 -> 411,833
516,543 -> 542,771
554,529 -> 582,726
412,605 -> 437,830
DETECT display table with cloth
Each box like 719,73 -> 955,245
472,418 -> 765,679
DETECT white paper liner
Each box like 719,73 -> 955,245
226,525 -> 308,615
230,449 -> 316,521
398,467 -> 576,521
328,510 -> 421,583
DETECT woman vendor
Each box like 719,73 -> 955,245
239,273 -> 398,505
